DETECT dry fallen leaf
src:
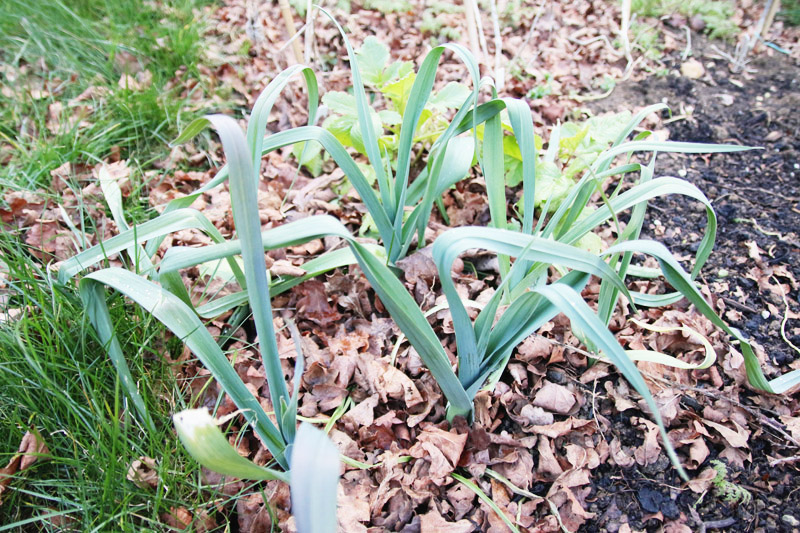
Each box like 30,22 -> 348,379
1,190 -> 46,226
342,394 -> 379,430
338,470 -> 372,533
409,426 -> 468,484
780,415 -> 800,442
547,481 -> 595,532
609,436 -> 636,468
686,466 -> 718,493
270,259 -> 306,277
493,446 -> 535,490
0,429 -> 49,505
236,492 -> 275,533
161,506 -> 193,530
93,160 -> 132,197
356,354 -> 424,408
533,381 -> 577,415
296,280 -> 341,327
703,419 -> 750,449
419,509 -> 475,533
117,71 -> 152,92
633,418 -> 662,467
127,456 -> 159,490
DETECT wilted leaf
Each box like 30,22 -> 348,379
1,190 -> 45,226
493,447 -> 535,490
686,466 -> 718,493
161,506 -> 193,531
338,470 -> 372,533
343,394 -> 379,429
297,280 -> 341,327
633,418 -> 662,466
609,437 -> 636,468
420,510 -> 475,533
409,427 -> 468,484
0,429 -> 49,505
537,436 -> 564,479
547,482 -> 595,532
532,381 -> 577,415
780,415 -> 800,442
356,355 -> 423,407
703,419 -> 750,449
127,456 -> 159,490
532,417 -> 594,438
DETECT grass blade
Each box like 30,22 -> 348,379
80,282 -> 155,432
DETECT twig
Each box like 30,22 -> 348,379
720,0 -> 778,73
720,296 -> 758,314
644,373 -> 800,449
760,0 -> 781,44
620,0 -> 633,67
709,42 -> 754,74
521,7 -> 544,71
769,455 -> 800,467
304,0 -> 314,64
519,7 -> 543,54
278,0 -> 305,64
489,0 -> 504,90
464,0 -> 481,61
471,0 -> 489,59
276,23 -> 308,57
567,31 -> 624,58
681,25 -> 692,61
704,518 -> 737,531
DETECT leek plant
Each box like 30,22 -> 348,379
151,108 -> 800,483
58,104 -> 347,528
283,10 -> 485,264
173,409 -> 339,533
375,99 -> 800,480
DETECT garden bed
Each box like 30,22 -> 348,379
2,1 -> 800,531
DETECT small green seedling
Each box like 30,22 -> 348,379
710,460 -> 752,506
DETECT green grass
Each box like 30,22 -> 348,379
781,0 -> 800,26
0,0 -> 215,192
0,0 -> 231,529
631,0 -> 739,39
0,234 -> 204,531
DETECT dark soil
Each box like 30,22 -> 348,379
587,41 -> 800,532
